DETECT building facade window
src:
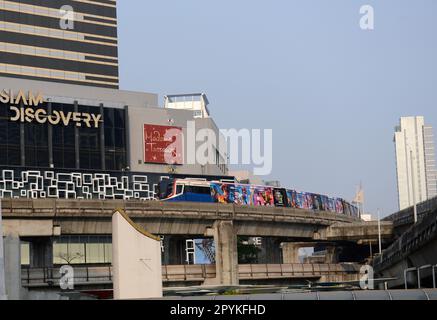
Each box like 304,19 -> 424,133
53,103 -> 76,169
79,105 -> 101,170
25,121 -> 49,167
0,102 -> 21,166
53,236 -> 112,265
0,101 -> 127,171
104,108 -> 127,171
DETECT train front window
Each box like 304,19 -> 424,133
176,184 -> 184,195
158,180 -> 174,199
185,186 -> 210,194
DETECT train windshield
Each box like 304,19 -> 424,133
158,180 -> 174,199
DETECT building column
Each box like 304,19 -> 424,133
4,235 -> 21,300
205,220 -> 238,285
74,101 -> 80,169
99,103 -> 106,170
324,246 -> 340,264
29,238 -> 53,268
282,242 -> 306,264
20,101 -> 25,166
47,101 -> 54,168
124,105 -> 131,170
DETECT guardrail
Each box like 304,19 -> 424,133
384,196 -> 437,227
374,210 -> 437,271
21,263 -> 361,287
404,265 -> 437,289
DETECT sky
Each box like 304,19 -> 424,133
117,0 -> 437,217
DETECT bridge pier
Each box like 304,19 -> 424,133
205,220 -> 238,286
282,242 -> 339,264
4,235 -> 22,300
161,236 -> 187,265
258,238 -> 282,264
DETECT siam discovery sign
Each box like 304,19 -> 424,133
0,89 -> 102,128
143,124 -> 183,165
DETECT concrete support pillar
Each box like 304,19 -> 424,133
282,242 -> 340,264
324,246 -> 339,264
4,236 -> 21,300
162,236 -> 186,265
282,242 -> 305,264
258,237 -> 282,264
29,238 -> 53,268
206,220 -> 238,285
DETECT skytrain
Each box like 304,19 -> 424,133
158,178 -> 360,218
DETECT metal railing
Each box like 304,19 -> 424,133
22,263 -> 361,287
373,211 -> 437,271
404,265 -> 437,289
22,266 -> 113,286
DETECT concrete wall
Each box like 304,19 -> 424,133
112,211 -> 163,299
0,76 -> 158,109
128,106 -> 228,175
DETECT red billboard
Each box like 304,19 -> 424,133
143,124 -> 183,164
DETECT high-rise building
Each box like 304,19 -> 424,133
0,0 -> 118,88
394,116 -> 437,210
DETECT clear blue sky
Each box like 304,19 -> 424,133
117,1 -> 437,217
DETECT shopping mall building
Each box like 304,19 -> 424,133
0,77 -> 229,201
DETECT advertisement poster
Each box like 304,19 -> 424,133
320,195 -> 329,211
233,184 -> 251,205
312,194 -> 322,210
273,188 -> 287,207
253,186 -> 274,206
328,198 -> 336,212
335,198 -> 344,214
286,190 -> 298,208
296,192 -> 305,209
211,183 -> 252,205
210,183 -> 228,203
304,193 -> 313,210
143,124 -> 183,164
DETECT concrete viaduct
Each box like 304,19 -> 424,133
374,197 -> 437,289
1,199 -> 394,298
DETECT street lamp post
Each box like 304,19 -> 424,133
0,198 -> 7,300
410,150 -> 418,223
377,208 -> 382,255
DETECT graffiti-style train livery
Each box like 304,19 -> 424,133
158,178 -> 359,218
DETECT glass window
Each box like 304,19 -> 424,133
53,236 -> 112,265
52,103 -> 76,169
0,103 -> 22,166
21,242 -> 30,266
86,243 -> 104,264
104,108 -> 127,170
53,243 -> 69,265
53,242 -> 85,265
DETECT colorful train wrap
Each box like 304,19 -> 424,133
158,178 -> 359,218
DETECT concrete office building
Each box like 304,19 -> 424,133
0,0 -> 119,88
394,116 -> 437,210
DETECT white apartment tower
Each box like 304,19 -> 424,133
394,116 -> 437,210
